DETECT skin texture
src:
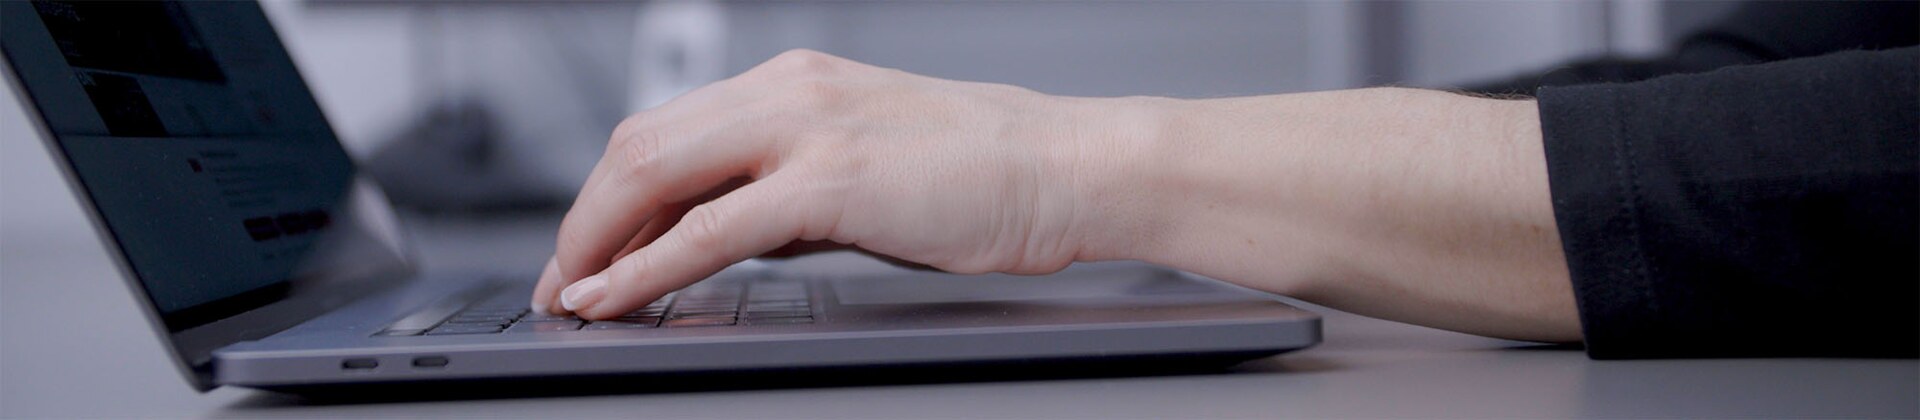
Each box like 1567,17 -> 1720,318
535,49 -> 1581,343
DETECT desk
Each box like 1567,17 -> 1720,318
2,175 -> 1915,419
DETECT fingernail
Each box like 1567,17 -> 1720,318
530,299 -> 550,315
561,274 -> 608,312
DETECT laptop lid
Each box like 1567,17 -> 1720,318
1,1 -> 413,391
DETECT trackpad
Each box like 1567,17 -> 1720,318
829,263 -> 1219,305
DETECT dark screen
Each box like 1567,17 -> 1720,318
2,1 -> 356,331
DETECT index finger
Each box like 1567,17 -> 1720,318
549,85 -> 739,284
562,174 -> 833,319
549,109 -> 794,304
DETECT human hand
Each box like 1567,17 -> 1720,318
531,50 -> 1147,319
528,49 -> 1576,343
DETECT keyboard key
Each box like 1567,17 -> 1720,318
671,312 -> 738,320
445,316 -> 506,324
664,317 -> 737,328
505,320 -> 583,333
676,301 -> 739,308
443,316 -> 510,324
520,313 -> 579,322
446,314 -> 507,321
623,309 -> 666,317
746,303 -> 809,311
456,312 -> 523,321
448,314 -> 513,322
681,302 -> 734,308
682,290 -> 737,296
444,320 -> 512,328
671,305 -> 736,311
463,307 -> 526,314
614,315 -> 663,323
750,288 -> 804,295
426,324 -> 504,335
467,303 -> 525,312
748,316 -> 814,325
745,310 -> 811,319
584,320 -> 658,330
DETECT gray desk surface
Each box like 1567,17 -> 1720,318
3,154 -> 1917,419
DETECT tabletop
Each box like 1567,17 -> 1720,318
3,130 -> 1916,419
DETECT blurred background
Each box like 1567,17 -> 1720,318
2,0 -> 1741,274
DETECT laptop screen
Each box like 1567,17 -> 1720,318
2,1 -> 357,331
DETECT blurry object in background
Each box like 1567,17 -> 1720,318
630,0 -> 727,110
352,2 -> 644,214
427,4 -> 635,202
363,98 -> 566,213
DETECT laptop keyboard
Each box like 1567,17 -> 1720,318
375,278 -> 814,337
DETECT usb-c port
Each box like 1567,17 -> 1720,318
412,356 -> 450,368
341,358 -> 378,370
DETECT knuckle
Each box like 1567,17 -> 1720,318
610,112 -> 650,141
615,129 -> 670,179
985,81 -> 1037,97
675,204 -> 731,256
771,48 -> 838,73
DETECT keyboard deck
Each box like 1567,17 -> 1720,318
375,278 -> 814,337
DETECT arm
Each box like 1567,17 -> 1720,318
531,49 -> 1581,342
1084,89 -> 1577,342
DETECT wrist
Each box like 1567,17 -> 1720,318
1124,92 -> 1344,296
1054,95 -> 1184,264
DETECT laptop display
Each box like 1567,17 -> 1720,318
1,1 -> 356,331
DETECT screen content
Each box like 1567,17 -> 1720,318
2,1 -> 356,330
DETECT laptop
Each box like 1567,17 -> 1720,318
0,0 -> 1319,393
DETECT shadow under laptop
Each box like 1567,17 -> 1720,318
225,351 -> 1341,406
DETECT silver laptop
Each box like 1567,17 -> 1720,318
1,0 -> 1318,393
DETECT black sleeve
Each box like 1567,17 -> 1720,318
1537,46 -> 1918,359
1471,1 -> 1918,95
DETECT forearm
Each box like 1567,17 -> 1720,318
1075,88 -> 1580,342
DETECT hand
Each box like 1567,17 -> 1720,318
530,49 -> 1578,343
532,50 -> 1141,319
